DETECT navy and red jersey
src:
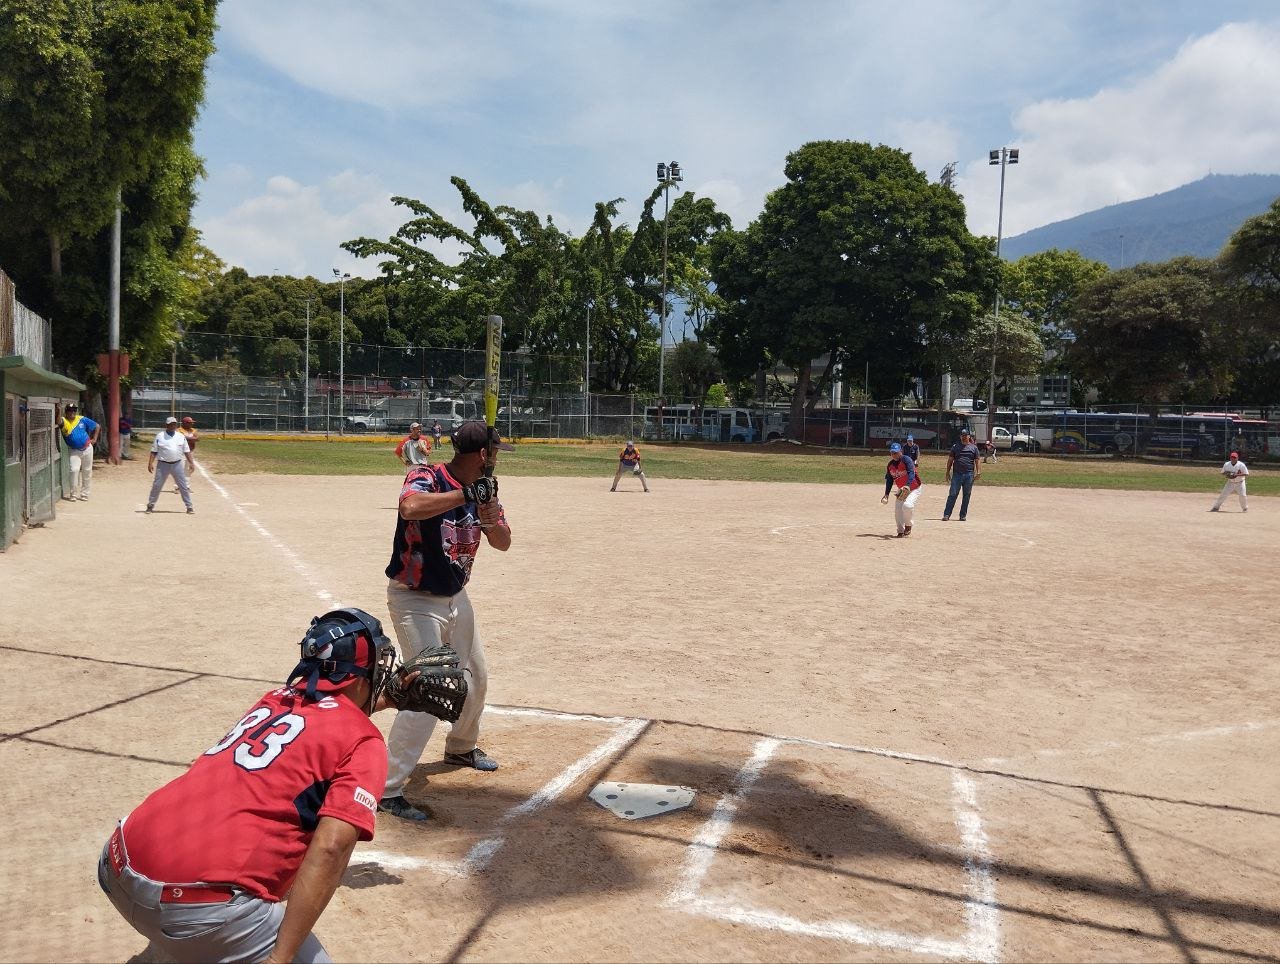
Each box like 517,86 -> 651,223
122,687 -> 387,902
884,455 -> 920,495
385,462 -> 507,596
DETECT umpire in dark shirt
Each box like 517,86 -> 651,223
943,429 -> 982,521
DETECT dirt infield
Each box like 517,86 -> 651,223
1,458 -> 1276,962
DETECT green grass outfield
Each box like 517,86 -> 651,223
195,437 -> 1279,495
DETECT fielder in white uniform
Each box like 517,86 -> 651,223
1210,452 -> 1248,512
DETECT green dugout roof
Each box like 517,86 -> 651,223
0,354 -> 85,394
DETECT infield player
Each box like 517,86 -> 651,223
379,420 -> 513,821
1210,451 -> 1249,512
146,416 -> 195,514
396,422 -> 432,467
96,608 -> 430,963
611,440 -> 650,492
881,441 -> 923,537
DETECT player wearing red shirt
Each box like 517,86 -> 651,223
97,609 -> 400,964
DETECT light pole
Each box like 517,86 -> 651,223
985,147 -> 1019,443
656,160 -> 682,437
332,269 -> 350,433
302,295 -> 314,431
584,298 -> 593,437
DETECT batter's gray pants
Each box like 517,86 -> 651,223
383,580 -> 489,797
148,460 -> 192,509
98,828 -> 329,963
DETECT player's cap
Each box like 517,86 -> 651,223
1230,451 -> 1239,458
889,442 -> 903,454
409,422 -> 421,430
626,440 -> 634,446
65,402 -> 78,411
960,428 -> 972,436
165,416 -> 178,425
182,416 -> 194,426
452,420 -> 514,454
906,434 -> 914,441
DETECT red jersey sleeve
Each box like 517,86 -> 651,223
317,732 -> 388,841
399,464 -> 438,504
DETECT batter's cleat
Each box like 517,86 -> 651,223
903,525 -> 913,537
445,748 -> 499,771
378,795 -> 429,822
146,504 -> 154,512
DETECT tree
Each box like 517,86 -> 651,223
0,0 -> 217,378
1068,257 -> 1231,402
1001,249 -> 1109,365
665,339 -> 722,412
1218,197 -> 1280,407
940,311 -> 1044,404
708,140 -> 997,437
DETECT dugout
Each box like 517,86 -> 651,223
1,355 -> 85,550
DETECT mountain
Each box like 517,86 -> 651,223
999,173 -> 1280,268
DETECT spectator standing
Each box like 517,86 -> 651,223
943,429 -> 983,521
431,420 -> 443,448
147,416 -> 195,514
119,411 -> 135,460
60,402 -> 99,501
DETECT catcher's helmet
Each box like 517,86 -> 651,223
287,608 -> 397,713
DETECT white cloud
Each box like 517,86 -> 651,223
958,21 -> 1280,238
196,171 -> 407,277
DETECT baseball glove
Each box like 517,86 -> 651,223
895,485 -> 911,501
384,645 -> 468,722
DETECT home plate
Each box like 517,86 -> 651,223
590,782 -> 695,819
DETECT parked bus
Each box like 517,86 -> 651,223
642,405 -> 785,442
1147,413 -> 1269,459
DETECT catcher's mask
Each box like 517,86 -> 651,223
287,608 -> 398,714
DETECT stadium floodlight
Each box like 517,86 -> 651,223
985,148 -> 1019,442
333,268 -> 351,433
656,160 -> 683,434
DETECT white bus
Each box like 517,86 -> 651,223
642,405 -> 784,442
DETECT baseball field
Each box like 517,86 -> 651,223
1,443 -> 1276,962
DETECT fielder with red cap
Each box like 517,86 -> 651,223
1210,451 -> 1249,513
95,608 -> 459,963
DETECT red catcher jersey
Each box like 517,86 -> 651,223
122,687 -> 388,901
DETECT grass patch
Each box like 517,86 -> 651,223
195,437 -> 1279,495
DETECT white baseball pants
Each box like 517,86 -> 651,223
68,444 -> 93,499
383,581 -> 489,798
895,484 -> 922,532
1212,480 -> 1247,511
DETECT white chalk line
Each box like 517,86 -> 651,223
770,522 -> 861,536
982,718 -> 1280,767
990,530 -> 1036,547
194,462 -> 341,609
669,738 -> 1001,962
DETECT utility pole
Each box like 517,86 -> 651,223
332,269 -> 350,433
656,160 -> 682,438
303,295 -> 313,431
985,147 -> 1019,443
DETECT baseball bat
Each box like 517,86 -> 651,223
484,314 -> 502,429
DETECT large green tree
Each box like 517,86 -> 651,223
1001,248 -> 1109,366
1218,197 -> 1280,407
707,140 -> 997,435
0,0 -> 217,377
1068,257 -> 1231,402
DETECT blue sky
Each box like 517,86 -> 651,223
193,1 -> 1280,279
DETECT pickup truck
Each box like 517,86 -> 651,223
991,426 -> 1041,452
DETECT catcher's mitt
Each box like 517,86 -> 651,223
895,485 -> 911,501
384,645 -> 468,722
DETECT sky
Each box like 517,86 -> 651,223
192,1 -> 1280,280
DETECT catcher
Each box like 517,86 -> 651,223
96,608 -> 464,964
610,440 -> 650,492
881,441 -> 923,537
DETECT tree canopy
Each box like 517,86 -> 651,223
707,140 -> 998,433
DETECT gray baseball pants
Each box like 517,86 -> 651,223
148,460 -> 193,509
98,825 -> 329,963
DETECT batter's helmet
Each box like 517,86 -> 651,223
287,608 -> 398,714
